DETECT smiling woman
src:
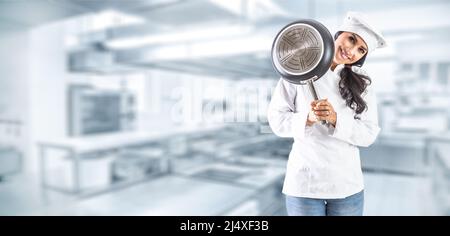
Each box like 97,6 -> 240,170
267,11 -> 388,216
333,32 -> 368,67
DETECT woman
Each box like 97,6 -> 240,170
267,12 -> 387,216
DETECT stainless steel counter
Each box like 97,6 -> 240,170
44,175 -> 256,216
174,159 -> 285,189
37,125 -> 225,194
38,125 -> 225,153
362,129 -> 450,176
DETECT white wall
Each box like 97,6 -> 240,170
0,30 -> 29,118
0,16 -> 100,173
0,29 -> 31,168
28,21 -> 68,172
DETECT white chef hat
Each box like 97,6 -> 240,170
338,11 -> 387,54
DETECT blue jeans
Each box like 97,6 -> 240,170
285,191 -> 364,216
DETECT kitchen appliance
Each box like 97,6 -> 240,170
271,19 -> 335,124
68,85 -> 136,136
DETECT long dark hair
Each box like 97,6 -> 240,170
335,31 -> 371,117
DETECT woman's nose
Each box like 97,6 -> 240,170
347,49 -> 356,60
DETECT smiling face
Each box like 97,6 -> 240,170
333,32 -> 368,65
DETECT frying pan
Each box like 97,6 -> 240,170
271,19 -> 335,124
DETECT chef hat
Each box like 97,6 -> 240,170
338,11 -> 387,54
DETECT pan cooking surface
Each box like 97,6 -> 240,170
274,24 -> 324,75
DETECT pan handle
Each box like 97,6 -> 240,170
306,78 -> 327,125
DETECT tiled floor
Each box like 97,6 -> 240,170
0,171 -> 445,216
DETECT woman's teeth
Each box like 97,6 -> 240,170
340,48 -> 349,60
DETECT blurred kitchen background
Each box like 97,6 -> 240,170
0,0 -> 449,216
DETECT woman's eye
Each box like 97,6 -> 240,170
349,36 -> 355,43
359,48 -> 365,54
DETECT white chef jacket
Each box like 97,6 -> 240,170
267,64 -> 380,199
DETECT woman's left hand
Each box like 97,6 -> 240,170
311,98 -> 337,127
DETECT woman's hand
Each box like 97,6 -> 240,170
306,109 -> 318,126
311,99 -> 337,127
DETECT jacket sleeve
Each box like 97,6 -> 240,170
330,85 -> 381,147
267,78 -> 309,139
